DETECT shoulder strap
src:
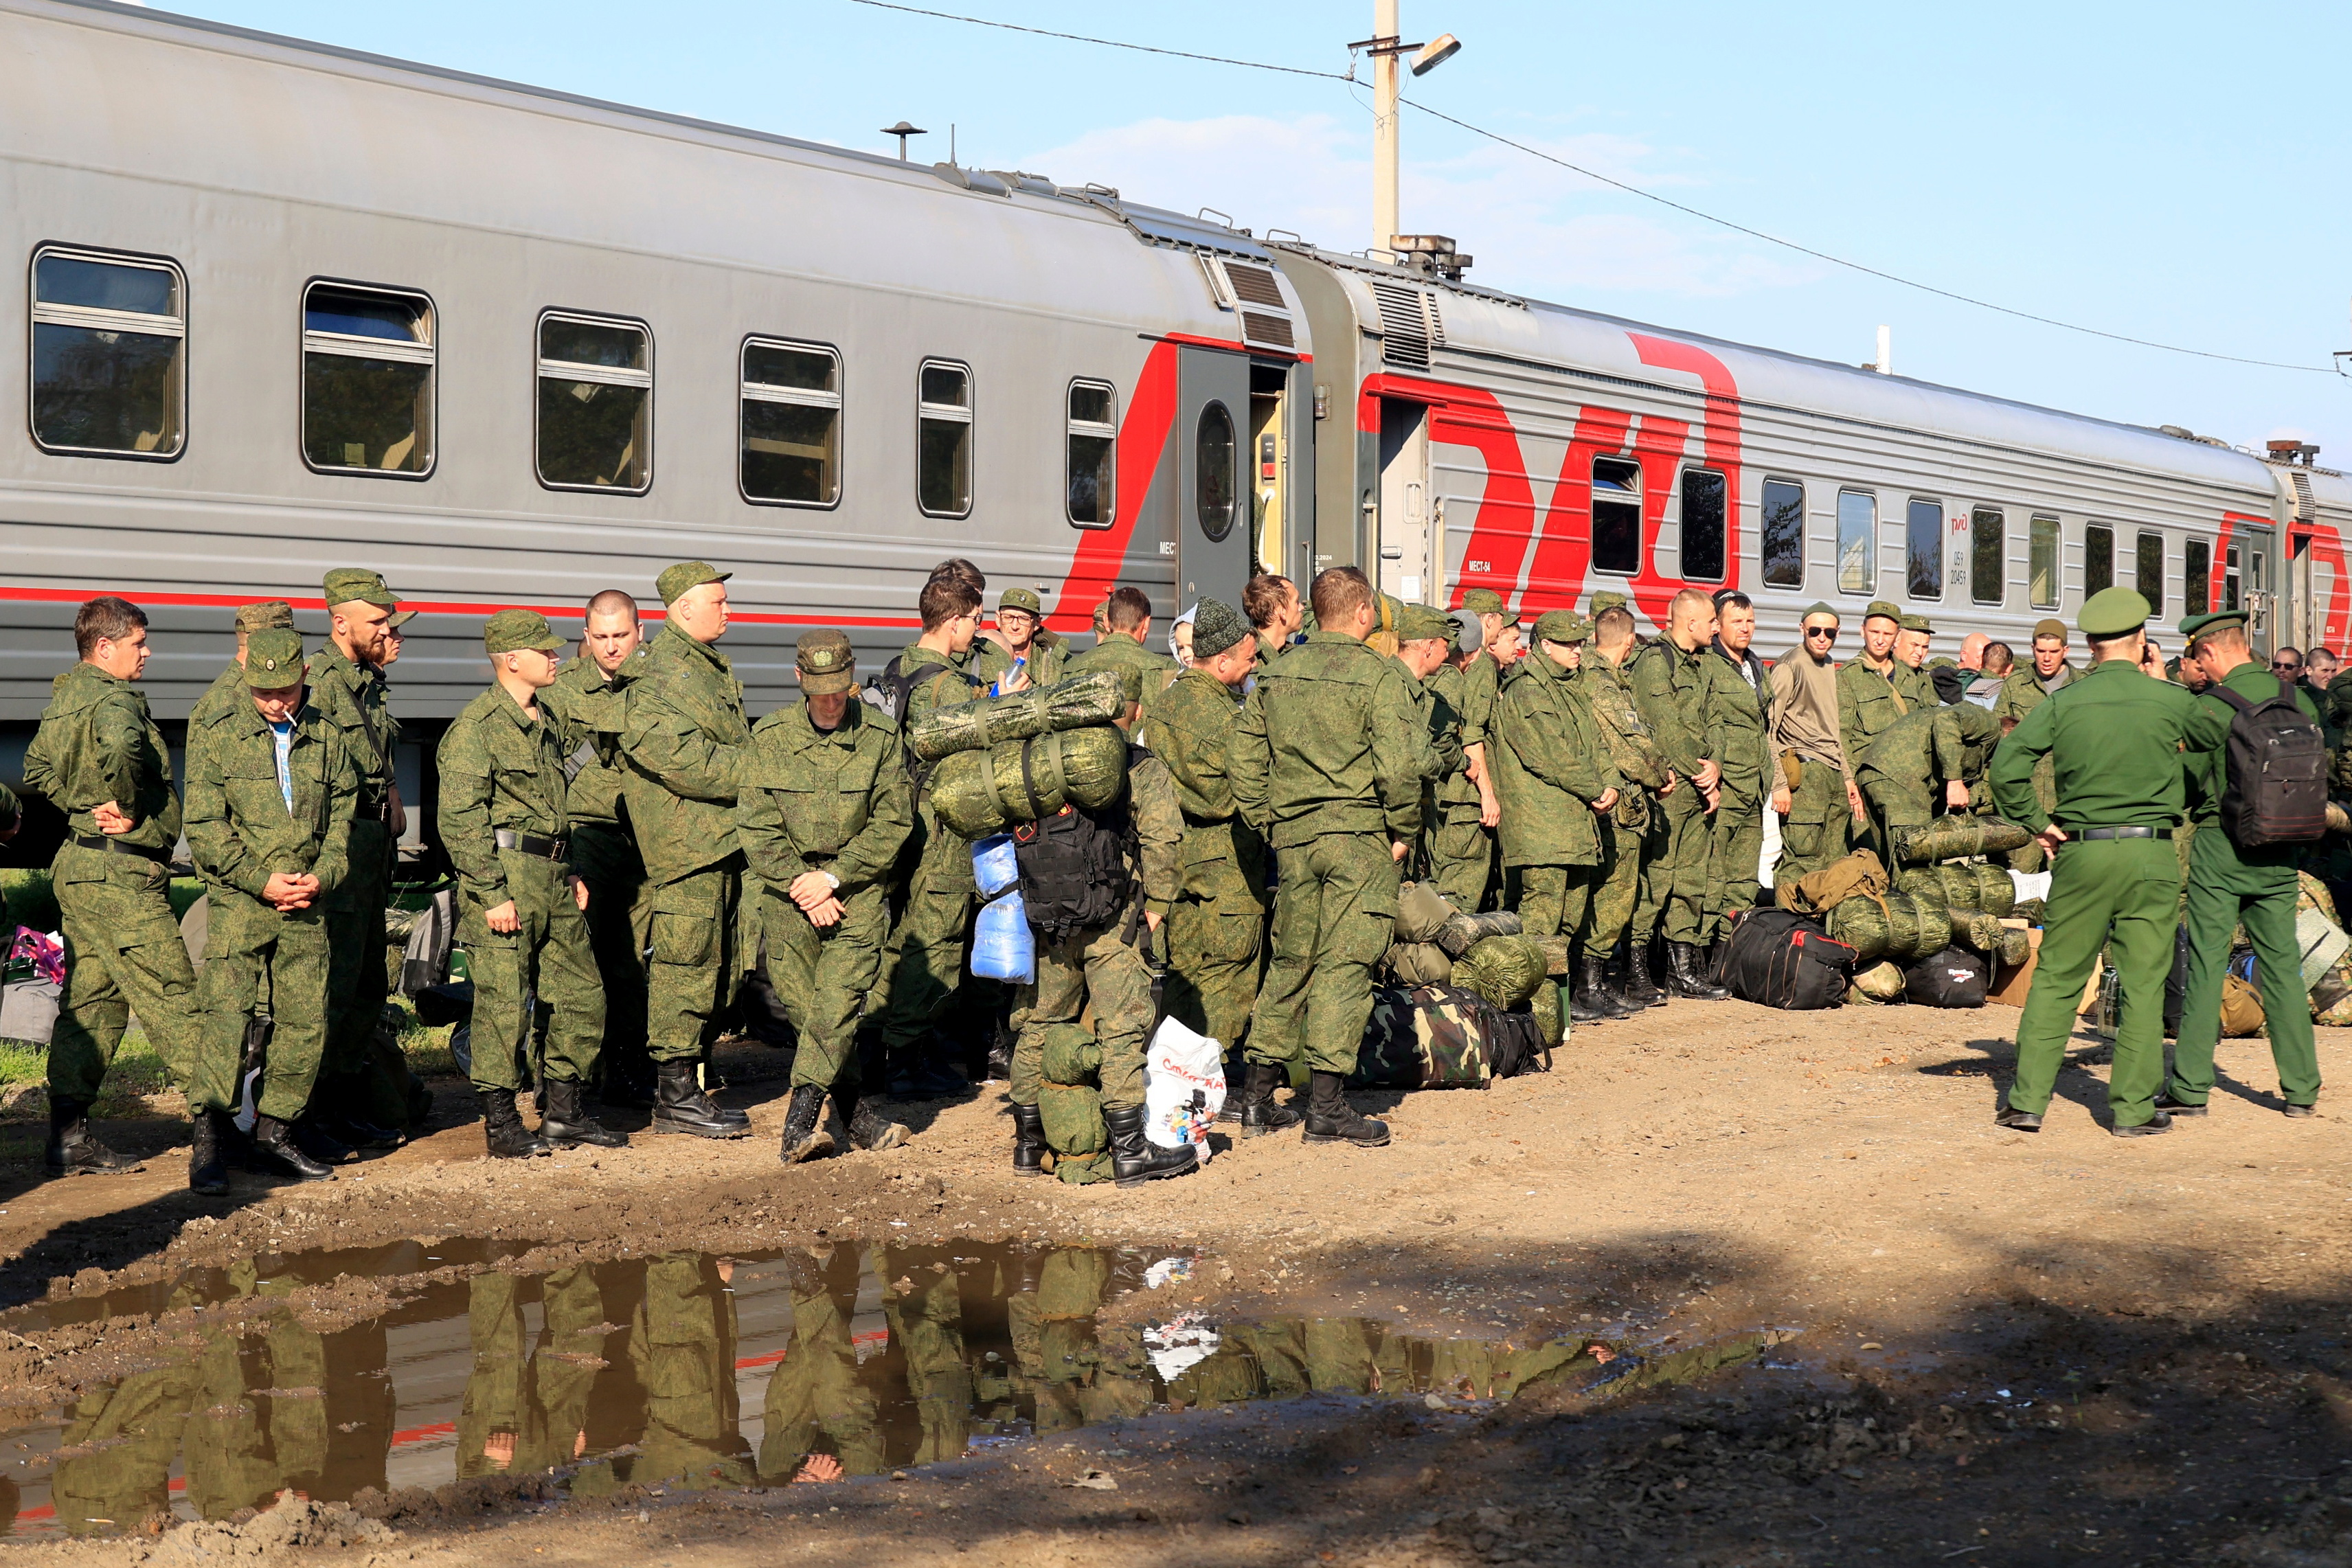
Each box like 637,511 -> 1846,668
2209,684 -> 2256,716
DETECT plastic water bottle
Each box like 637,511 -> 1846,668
971,890 -> 1034,983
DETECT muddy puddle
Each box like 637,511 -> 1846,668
0,1241 -> 1796,1540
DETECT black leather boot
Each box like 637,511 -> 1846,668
1620,943 -> 1666,1008
293,1117 -> 357,1166
1302,1071 -> 1390,1148
44,1097 -> 131,1177
1574,956 -> 1631,1021
1235,1062 -> 1304,1136
253,1114 -> 337,1180
540,1078 -> 628,1148
1666,941 -> 1730,1000
651,1060 -> 748,1139
598,1052 -> 658,1110
778,1084 -> 836,1164
1010,1102 -> 1048,1176
479,1089 -> 552,1159
188,1109 -> 229,1196
698,1053 -> 751,1126
1105,1104 -> 1198,1186
832,1083 -> 908,1152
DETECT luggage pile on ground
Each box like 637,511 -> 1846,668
1363,882 -> 1559,1082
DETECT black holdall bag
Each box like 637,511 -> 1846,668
1903,945 -> 1987,1009
1715,908 -> 1856,1010
2208,675 -> 2327,848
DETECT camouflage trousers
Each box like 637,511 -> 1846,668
760,1253 -> 883,1480
1506,862 -> 1595,942
756,881 -> 889,1093
1249,832 -> 1399,1078
1704,785 -> 1764,942
1424,804 -> 1498,913
1857,769 -> 1936,835
1162,892 -> 1265,1060
873,828 -> 975,1057
570,822 -> 651,1079
460,1266 -> 604,1480
881,1245 -> 975,1466
193,890 -> 330,1119
322,819 -> 414,1129
644,857 -> 744,1066
48,845 -> 201,1104
1634,784 -> 1711,945
1579,814 -> 1645,953
460,853 -> 605,1093
1010,919 -> 1153,1112
1776,757 -> 1862,883
630,1253 -> 755,1491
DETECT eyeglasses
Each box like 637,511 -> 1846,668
1804,626 -> 1838,640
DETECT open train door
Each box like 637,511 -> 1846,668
1176,344 -> 1252,615
2230,525 -> 2277,657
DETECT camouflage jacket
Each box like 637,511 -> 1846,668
306,644 -> 400,823
898,637 -> 1015,693
1425,660 -> 1490,810
1836,657 -> 1928,769
1146,666 -> 1267,904
1575,656 -> 1671,794
1124,745 -> 1186,920
734,698 -> 912,900
620,624 -> 751,884
1405,659 -> 1468,787
1701,640 -> 1771,791
1628,637 -> 1715,777
185,695 -> 358,900
188,661 -> 250,731
999,629 -> 1069,688
1989,661 -> 2076,727
23,662 -> 181,852
543,650 -> 647,829
438,683 -> 577,910
1857,702 -> 2004,797
1231,632 -> 1424,851
1492,652 -> 1608,867
1067,630 -> 1178,685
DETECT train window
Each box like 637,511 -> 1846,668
1760,479 -> 1804,589
1835,491 -> 1875,593
1195,402 -> 1236,541
1679,469 -> 1726,583
301,282 -> 434,478
1970,508 -> 2004,606
2222,544 -> 2242,612
2084,523 -> 2114,595
1906,498 -> 1943,600
536,313 -> 651,493
30,246 -> 185,459
918,360 -> 973,517
2184,539 -> 2210,618
1592,457 -> 1642,576
1067,380 -> 1116,527
740,339 -> 841,508
2029,515 -> 2061,608
2136,530 -> 2164,615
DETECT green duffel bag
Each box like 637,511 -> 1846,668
1937,863 -> 1982,913
1394,880 -> 1457,945
1526,981 -> 1565,1051
1890,817 -> 2033,867
929,724 -> 1129,839
1383,940 -> 1456,988
1955,909 -> 2006,954
1997,924 -> 2033,970
1909,894 -> 1952,959
905,670 -> 1127,761
1038,1080 -> 1112,1184
1449,933 -> 1548,1010
1850,959 -> 1908,1003
1826,896 -> 1889,962
1038,1022 -> 1102,1088
1974,863 -> 2017,918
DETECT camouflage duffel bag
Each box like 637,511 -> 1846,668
1351,984 -> 1495,1091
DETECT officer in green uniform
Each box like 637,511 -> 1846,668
991,586 -> 1069,686
1230,567 -> 1422,1149
1988,587 -> 2229,1135
184,628 -> 357,1188
1856,701 -> 2003,831
440,609 -> 626,1157
1493,611 -> 1616,1019
23,596 -> 205,1176
620,563 -> 754,1139
1425,588 -> 1515,911
1579,604 -> 1673,1008
1701,592 -> 1769,950
1147,600 -> 1280,1123
737,628 -> 914,1163
188,602 -> 295,730
2165,608 -> 2323,1119
1628,589 -> 1730,999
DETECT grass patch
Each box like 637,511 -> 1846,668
1,869 -> 57,937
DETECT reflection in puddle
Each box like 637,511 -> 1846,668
0,1242 -> 1788,1538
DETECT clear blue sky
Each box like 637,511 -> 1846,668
161,0 -> 2352,459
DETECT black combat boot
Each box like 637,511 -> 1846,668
188,1109 -> 230,1196
778,1084 -> 836,1164
1574,956 -> 1631,1021
1105,1104 -> 1199,1186
1301,1071 -> 1390,1148
1666,941 -> 1729,1000
539,1078 -> 629,1148
292,1117 -> 357,1166
1009,1102 -> 1048,1175
477,1089 -> 552,1159
44,1097 -> 131,1177
651,1060 -> 748,1139
1234,1062 -> 1304,1136
253,1114 -> 337,1180
698,1052 -> 751,1126
598,1052 -> 659,1111
832,1083 -> 909,1152
1619,943 -> 1666,1008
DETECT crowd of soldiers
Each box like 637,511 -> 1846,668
3,556 -> 2324,1195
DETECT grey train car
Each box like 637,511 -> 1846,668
2,0 -> 2345,842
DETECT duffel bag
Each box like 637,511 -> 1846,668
1351,984 -> 1494,1090
1716,908 -> 1857,1010
1903,945 -> 1988,1008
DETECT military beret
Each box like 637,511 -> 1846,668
1190,598 -> 1250,661
1864,600 -> 1902,625
1587,590 -> 1631,615
2079,587 -> 2153,639
234,600 -> 294,635
1459,588 -> 1508,617
243,628 -> 305,688
323,567 -> 398,611
484,608 -> 563,656
2178,609 -> 2249,644
1899,614 -> 1934,634
1396,604 -> 1456,644
997,587 -> 1043,617
655,560 -> 731,606
1535,609 -> 1593,645
1800,602 -> 1841,624
795,628 -> 858,694
2031,617 -> 2068,642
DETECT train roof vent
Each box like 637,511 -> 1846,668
2292,468 -> 2316,523
1199,257 -> 1301,354
1222,262 -> 1287,308
1370,282 -> 1434,370
1240,310 -> 1296,350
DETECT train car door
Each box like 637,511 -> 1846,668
1177,346 -> 1252,614
1377,400 -> 1433,603
2236,525 -> 2276,656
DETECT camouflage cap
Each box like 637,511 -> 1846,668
2078,587 -> 2152,639
795,628 -> 859,694
484,608 -> 563,655
1899,614 -> 1934,634
1396,604 -> 1456,644
243,628 -> 306,689
1535,609 -> 1594,645
1864,599 -> 1902,625
1587,590 -> 1631,615
1459,588 -> 1508,617
2032,617 -> 2068,642
997,587 -> 1043,618
323,567 -> 397,611
233,600 -> 294,634
1189,598 -> 1251,661
655,560 -> 731,606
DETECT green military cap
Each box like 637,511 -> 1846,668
1534,609 -> 1593,645
1459,588 -> 1508,617
1190,598 -> 1250,661
655,560 -> 731,606
1863,599 -> 1902,625
1396,604 -> 1456,644
1587,590 -> 1631,615
484,608 -> 563,655
2178,608 -> 2250,644
234,600 -> 293,634
1800,602 -> 1841,623
323,568 -> 416,627
2078,586 -> 2153,639
1899,613 -> 1934,634
2031,617 -> 2068,641
998,587 -> 1043,617
795,628 -> 858,694
244,628 -> 305,688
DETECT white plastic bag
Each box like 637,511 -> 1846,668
1141,1015 -> 1224,1161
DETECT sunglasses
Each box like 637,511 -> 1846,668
1804,626 -> 1838,639
2274,660 -> 2303,672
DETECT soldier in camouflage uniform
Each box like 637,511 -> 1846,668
629,1253 -> 756,1491
440,609 -> 626,1158
1424,587 -> 1516,911
1065,584 -> 1180,690
620,563 -> 755,1139
990,586 -> 1069,686
1856,701 -> 2003,831
1836,602 -> 1931,775
188,602 -> 295,729
1146,600 -> 1281,1125
1392,603 -> 1470,884
1231,567 -> 1421,1149
1701,592 -> 1770,951
23,597 -> 205,1177
1578,606 -> 1675,1008
1991,617 -> 2078,872
1492,611 -> 1616,1020
737,629 -> 914,1164
759,1246 -> 885,1481
1628,589 -> 1730,999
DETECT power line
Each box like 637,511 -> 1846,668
845,0 -> 2333,375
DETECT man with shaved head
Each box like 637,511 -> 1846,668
1627,589 -> 1728,999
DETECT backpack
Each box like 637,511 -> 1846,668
862,653 -> 984,727
1715,908 -> 1856,1010
1485,1006 -> 1551,1079
1778,848 -> 1890,917
1902,945 -> 1987,1008
2209,676 -> 2327,847
1013,797 -> 1136,944
1352,984 -> 1495,1089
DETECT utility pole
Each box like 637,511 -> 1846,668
1372,0 -> 1400,260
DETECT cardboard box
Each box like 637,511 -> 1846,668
1987,926 -> 2044,1009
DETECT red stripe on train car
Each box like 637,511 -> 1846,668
1627,334 -> 1744,626
1355,374 -> 1536,613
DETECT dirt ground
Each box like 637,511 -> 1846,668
0,995 -> 2345,1568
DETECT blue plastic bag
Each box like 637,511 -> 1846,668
971,891 -> 1034,982
973,834 -> 1021,900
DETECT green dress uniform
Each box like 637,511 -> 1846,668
1491,622 -> 1610,944
1988,589 -> 2230,1132
1856,703 -> 2004,830
543,648 -> 653,1095
1574,650 -> 1670,959
2169,621 -> 2322,1113
1149,664 -> 1271,1060
1700,639 -> 1770,943
22,660 -> 203,1108
1425,651 -> 1504,911
1627,635 -> 1719,948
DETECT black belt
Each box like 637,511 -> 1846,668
71,834 -> 170,863
2066,826 -> 2173,841
495,828 -> 570,862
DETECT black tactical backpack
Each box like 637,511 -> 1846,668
1013,796 -> 1136,944
2210,676 -> 2327,848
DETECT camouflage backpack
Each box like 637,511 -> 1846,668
1352,984 -> 1495,1090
